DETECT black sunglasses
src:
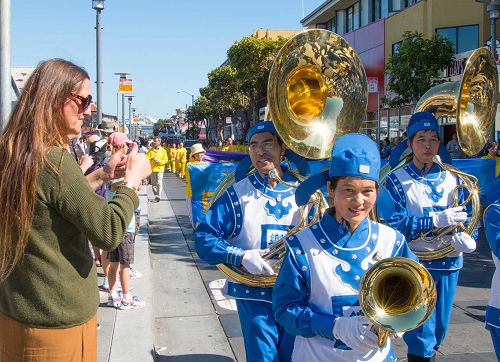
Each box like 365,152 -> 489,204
70,93 -> 92,112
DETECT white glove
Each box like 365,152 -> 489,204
332,316 -> 379,351
241,249 -> 274,276
433,207 -> 467,228
450,232 -> 476,253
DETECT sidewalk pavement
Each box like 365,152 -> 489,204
97,190 -> 155,362
98,172 -> 498,361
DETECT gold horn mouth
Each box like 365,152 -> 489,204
268,29 -> 368,160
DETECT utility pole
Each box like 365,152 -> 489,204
127,95 -> 135,138
114,72 -> 131,132
92,0 -> 105,125
0,0 -> 11,129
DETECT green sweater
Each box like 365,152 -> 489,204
0,147 -> 139,328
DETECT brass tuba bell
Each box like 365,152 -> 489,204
268,29 -> 368,159
212,29 -> 368,286
359,257 -> 437,348
379,47 -> 498,260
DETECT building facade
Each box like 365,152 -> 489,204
301,0 -> 499,144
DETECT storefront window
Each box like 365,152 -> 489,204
436,25 -> 479,54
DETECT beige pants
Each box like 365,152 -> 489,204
0,313 -> 97,362
150,172 -> 164,198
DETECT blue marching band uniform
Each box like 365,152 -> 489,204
485,177 -> 500,360
384,112 -> 476,361
272,133 -> 417,361
195,115 -> 484,361
195,122 -> 301,361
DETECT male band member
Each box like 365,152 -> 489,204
484,177 -> 500,360
146,137 -> 168,202
384,112 -> 476,362
195,121 -> 302,362
273,133 -> 417,362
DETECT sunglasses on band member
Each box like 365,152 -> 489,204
70,93 -> 92,112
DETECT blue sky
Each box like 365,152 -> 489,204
11,0 -> 321,120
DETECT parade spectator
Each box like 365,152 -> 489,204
0,58 -> 151,361
105,177 -> 145,310
196,122 -> 302,361
446,132 -> 464,159
273,134 -> 416,361
146,137 -> 169,202
483,141 -> 500,177
380,137 -> 392,159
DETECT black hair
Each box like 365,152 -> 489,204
328,176 -> 379,191
408,129 -> 440,144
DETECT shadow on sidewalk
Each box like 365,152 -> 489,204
458,227 -> 494,288
155,354 -> 234,362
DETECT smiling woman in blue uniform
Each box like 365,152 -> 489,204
272,133 -> 416,362
195,121 -> 302,362
484,177 -> 500,360
383,112 -> 476,362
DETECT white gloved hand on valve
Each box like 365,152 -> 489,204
241,249 -> 275,276
450,232 -> 476,253
433,206 -> 467,228
332,316 -> 380,352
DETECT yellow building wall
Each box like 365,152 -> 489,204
385,0 -> 493,61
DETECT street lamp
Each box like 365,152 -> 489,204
177,90 -> 195,106
127,95 -> 135,137
92,0 -> 105,126
476,0 -> 500,56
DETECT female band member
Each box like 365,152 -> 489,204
273,133 -> 416,361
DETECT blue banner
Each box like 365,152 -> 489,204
187,162 -> 238,225
452,158 -> 496,206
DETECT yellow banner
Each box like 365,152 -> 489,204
119,78 -> 132,93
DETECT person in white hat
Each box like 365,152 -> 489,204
185,143 -> 207,229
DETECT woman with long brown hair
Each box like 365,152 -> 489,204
0,59 -> 151,361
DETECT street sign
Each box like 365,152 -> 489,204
119,78 -> 132,93
367,77 -> 379,93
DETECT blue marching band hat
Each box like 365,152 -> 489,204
389,111 -> 452,168
295,133 -> 381,206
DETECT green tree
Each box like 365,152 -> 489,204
200,66 -> 248,139
227,36 -> 288,128
384,31 -> 455,107
185,96 -> 211,140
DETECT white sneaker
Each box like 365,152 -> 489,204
107,293 -> 121,308
129,267 -> 143,279
119,296 -> 145,310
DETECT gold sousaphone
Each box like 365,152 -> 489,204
359,256 -> 436,347
213,29 -> 368,287
380,47 -> 498,260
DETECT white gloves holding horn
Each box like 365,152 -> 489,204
241,249 -> 274,276
450,232 -> 476,253
332,316 -> 380,351
433,206 -> 467,228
